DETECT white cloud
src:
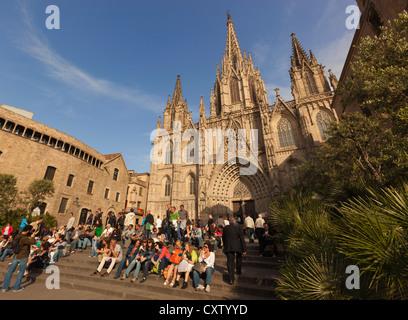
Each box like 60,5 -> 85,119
14,1 -> 163,113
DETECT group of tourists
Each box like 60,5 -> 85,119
0,204 -> 277,293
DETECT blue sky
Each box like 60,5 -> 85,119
0,0 -> 356,173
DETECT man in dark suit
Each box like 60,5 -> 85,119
222,217 -> 246,285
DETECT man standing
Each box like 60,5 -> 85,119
117,212 -> 125,231
93,208 -> 103,227
244,214 -> 255,243
66,212 -> 75,244
222,217 -> 246,285
124,209 -> 135,233
178,205 -> 189,241
2,225 -> 37,292
85,210 -> 93,228
145,210 -> 154,239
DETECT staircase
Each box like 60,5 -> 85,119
0,240 -> 282,300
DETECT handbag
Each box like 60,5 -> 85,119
192,261 -> 206,273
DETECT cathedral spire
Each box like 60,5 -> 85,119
291,33 -> 310,68
156,116 -> 162,129
171,74 -> 184,107
199,96 -> 205,117
225,12 -> 243,70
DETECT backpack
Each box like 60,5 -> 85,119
11,236 -> 23,254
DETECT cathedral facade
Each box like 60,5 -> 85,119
147,14 -> 339,221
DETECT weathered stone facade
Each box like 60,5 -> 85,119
147,15 -> 338,221
0,105 -> 128,226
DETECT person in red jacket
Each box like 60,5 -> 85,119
2,223 -> 13,237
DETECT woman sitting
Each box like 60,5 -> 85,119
122,239 -> 147,281
192,242 -> 215,293
163,240 -> 183,287
152,241 -> 170,276
138,239 -> 157,283
175,242 -> 198,289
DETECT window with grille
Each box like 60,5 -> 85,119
67,174 -> 74,187
278,118 -> 297,148
113,168 -> 119,181
44,166 -> 56,181
316,111 -> 331,140
58,198 -> 68,214
87,180 -> 94,195
164,178 -> 171,197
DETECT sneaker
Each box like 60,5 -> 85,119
181,282 -> 188,289
196,284 -> 205,291
1,288 -> 9,293
12,287 -> 24,293
173,281 -> 179,288
205,285 -> 211,293
113,274 -> 120,279
131,277 -> 137,283
139,277 -> 146,283
49,260 -> 56,264
121,274 -> 128,280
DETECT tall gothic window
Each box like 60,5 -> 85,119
249,77 -> 258,106
305,72 -> 318,95
230,77 -> 240,104
165,142 -> 173,165
316,111 -> 331,140
164,178 -> 171,197
278,118 -> 297,148
289,163 -> 299,185
189,175 -> 195,195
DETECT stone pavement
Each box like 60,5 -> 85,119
0,239 -> 283,300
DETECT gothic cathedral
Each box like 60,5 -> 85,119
147,14 -> 339,221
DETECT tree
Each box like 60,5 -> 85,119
297,12 -> 408,200
24,179 -> 55,213
0,174 -> 19,221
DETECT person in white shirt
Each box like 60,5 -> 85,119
93,239 -> 123,277
255,213 -> 265,245
124,209 -> 136,232
244,214 -> 255,243
66,212 -> 76,244
101,224 -> 113,239
156,215 -> 162,231
193,242 -> 215,293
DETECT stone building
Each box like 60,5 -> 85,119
333,0 -> 408,115
147,14 -> 338,221
0,105 -> 128,226
126,171 -> 150,224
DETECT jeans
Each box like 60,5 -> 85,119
0,249 -> 14,261
68,241 -> 78,252
91,239 -> 98,257
158,256 -> 169,274
193,267 -> 215,287
189,236 -> 203,249
2,257 -> 29,290
78,238 -> 91,249
51,249 -> 64,262
116,254 -> 136,276
214,238 -> 222,251
246,228 -> 254,243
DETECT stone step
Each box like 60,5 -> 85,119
0,268 -> 275,300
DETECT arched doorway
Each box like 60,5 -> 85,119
205,159 -> 272,220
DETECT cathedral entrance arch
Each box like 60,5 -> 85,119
205,158 -> 272,220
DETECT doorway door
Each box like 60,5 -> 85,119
79,208 -> 88,225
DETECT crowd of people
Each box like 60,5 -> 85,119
0,204 -> 279,293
